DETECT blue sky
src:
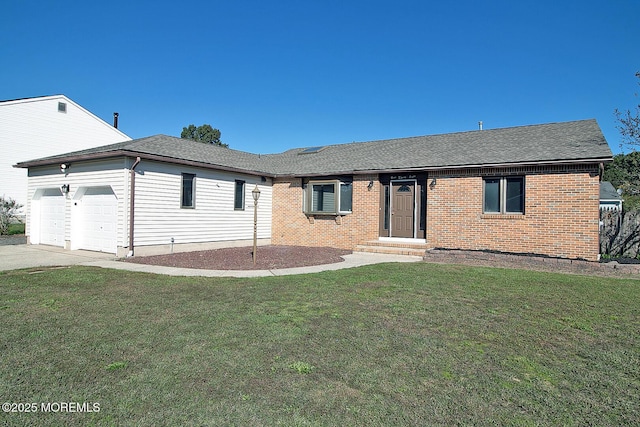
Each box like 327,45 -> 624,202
2,0 -> 638,154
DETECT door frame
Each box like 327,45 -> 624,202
30,187 -> 66,247
390,178 -> 417,239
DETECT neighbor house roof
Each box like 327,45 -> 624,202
15,119 -> 612,176
600,181 -> 622,200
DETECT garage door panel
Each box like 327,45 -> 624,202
40,194 -> 65,247
77,190 -> 117,253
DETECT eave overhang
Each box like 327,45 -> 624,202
14,150 -> 613,180
271,156 -> 614,178
14,150 -> 276,178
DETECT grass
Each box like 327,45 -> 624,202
0,263 -> 638,426
5,223 -> 25,235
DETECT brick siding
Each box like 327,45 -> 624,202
426,167 -> 601,261
272,175 -> 379,249
272,166 -> 601,261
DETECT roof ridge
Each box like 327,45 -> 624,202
342,118 -> 599,146
15,119 -> 611,175
0,94 -> 66,104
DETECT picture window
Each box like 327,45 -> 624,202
303,179 -> 352,215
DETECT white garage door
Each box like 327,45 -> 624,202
39,190 -> 66,247
77,187 -> 117,253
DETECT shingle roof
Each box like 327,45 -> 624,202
270,119 -> 612,176
600,181 -> 622,200
15,134 -> 274,175
15,119 -> 612,176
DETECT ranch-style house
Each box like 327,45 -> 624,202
15,119 -> 613,261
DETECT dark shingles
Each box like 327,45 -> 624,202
600,182 -> 622,200
268,119 -> 612,175
15,119 -> 613,176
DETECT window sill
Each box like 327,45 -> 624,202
306,212 -> 351,225
305,212 -> 352,217
481,213 -> 524,220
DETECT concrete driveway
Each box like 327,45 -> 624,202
0,244 -> 115,271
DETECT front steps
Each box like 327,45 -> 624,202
354,240 -> 431,257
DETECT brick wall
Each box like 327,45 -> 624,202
271,175 -> 379,249
426,167 -> 601,261
272,166 -> 601,261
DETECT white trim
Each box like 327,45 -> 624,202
304,179 -> 353,215
379,237 -> 426,244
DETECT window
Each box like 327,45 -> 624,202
234,180 -> 245,210
483,176 -> 524,214
58,102 -> 67,113
339,182 -> 352,212
304,179 -> 352,215
181,173 -> 195,208
383,185 -> 390,230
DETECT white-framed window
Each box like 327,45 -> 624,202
181,173 -> 195,208
234,180 -> 245,210
303,179 -> 352,215
483,176 -> 524,214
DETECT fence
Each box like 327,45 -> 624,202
600,209 -> 640,258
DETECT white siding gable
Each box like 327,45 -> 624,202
0,95 -> 131,208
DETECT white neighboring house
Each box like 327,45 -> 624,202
0,95 -> 131,213
14,135 -> 272,256
600,181 -> 623,212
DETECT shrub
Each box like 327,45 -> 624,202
0,196 -> 23,235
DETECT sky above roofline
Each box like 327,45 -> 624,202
1,0 -> 638,155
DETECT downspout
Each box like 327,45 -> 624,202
127,157 -> 141,257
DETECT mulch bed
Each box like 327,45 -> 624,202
123,244 -> 640,278
423,248 -> 640,278
124,245 -> 352,270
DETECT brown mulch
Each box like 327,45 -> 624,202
124,245 -> 352,270
423,249 -> 640,278
122,244 -> 640,278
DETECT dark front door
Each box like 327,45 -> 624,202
391,181 -> 415,238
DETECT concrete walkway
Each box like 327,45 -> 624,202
0,244 -> 422,277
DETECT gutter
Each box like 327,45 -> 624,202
14,150 -> 275,178
271,157 -> 615,179
127,157 -> 141,257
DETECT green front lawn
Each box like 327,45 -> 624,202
0,264 -> 638,426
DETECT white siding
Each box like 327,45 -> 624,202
132,160 -> 272,248
1,95 -> 130,209
26,159 -> 129,249
25,157 -> 273,254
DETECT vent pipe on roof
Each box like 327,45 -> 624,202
478,121 -> 483,131
113,112 -> 119,129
